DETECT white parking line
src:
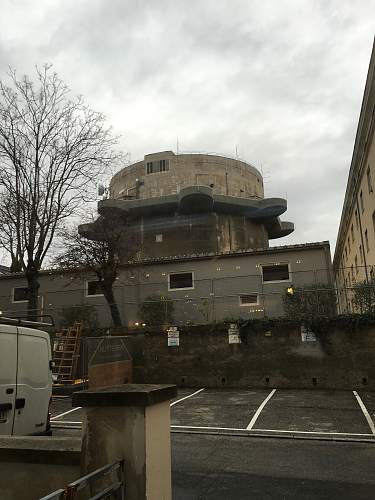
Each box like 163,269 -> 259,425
170,388 -> 205,407
246,389 -> 276,430
171,424 -> 374,436
353,391 -> 375,435
51,406 -> 82,421
51,389 -> 204,421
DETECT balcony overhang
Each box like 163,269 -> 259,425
80,185 -> 294,240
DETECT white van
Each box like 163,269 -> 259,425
0,318 -> 53,436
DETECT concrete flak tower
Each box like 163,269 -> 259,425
80,151 -> 294,259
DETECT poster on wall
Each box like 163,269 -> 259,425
167,326 -> 180,347
228,323 -> 241,344
301,323 -> 317,342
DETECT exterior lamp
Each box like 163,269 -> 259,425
286,286 -> 294,295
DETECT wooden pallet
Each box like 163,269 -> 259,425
52,322 -> 82,383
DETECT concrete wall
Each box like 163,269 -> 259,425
0,436 -> 80,500
124,212 -> 269,258
110,152 -> 264,200
126,322 -> 375,390
0,243 -> 332,328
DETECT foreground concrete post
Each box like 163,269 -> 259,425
73,384 -> 177,500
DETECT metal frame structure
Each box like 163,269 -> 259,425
39,460 -> 125,500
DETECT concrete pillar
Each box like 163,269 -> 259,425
73,384 -> 177,500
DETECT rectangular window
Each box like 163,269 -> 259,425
146,159 -> 169,174
168,272 -> 194,290
360,190 -> 364,212
351,265 -> 354,280
239,294 -> 259,306
155,234 -> 163,242
351,224 -> 354,242
355,255 -> 358,272
262,263 -> 290,283
359,244 -> 363,264
159,159 -> 169,172
345,246 -> 347,258
367,165 -> 373,193
365,229 -> 369,252
86,280 -> 104,297
12,287 -> 28,302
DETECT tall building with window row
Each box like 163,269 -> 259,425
333,38 -> 375,312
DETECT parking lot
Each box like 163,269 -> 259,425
51,388 -> 375,439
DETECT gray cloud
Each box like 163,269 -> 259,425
0,0 -> 374,255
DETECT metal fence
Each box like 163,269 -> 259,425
39,460 -> 124,500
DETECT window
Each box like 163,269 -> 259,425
12,287 -> 28,302
355,255 -> 358,272
345,246 -> 347,258
262,263 -> 290,282
355,209 -> 359,229
351,224 -> 354,242
360,190 -> 364,212
351,265 -> 354,280
365,229 -> 369,252
239,294 -> 258,306
367,165 -> 373,193
86,280 -> 104,296
155,234 -> 163,242
168,272 -> 194,290
146,159 -> 169,174
160,159 -> 169,172
359,244 -> 363,264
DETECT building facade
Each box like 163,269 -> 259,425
333,39 -> 375,312
80,152 -> 294,259
0,242 -> 332,327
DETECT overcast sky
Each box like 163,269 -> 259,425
0,0 -> 374,255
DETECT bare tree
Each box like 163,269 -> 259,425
0,65 -> 122,320
53,217 -> 130,327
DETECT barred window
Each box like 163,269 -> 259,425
262,264 -> 290,282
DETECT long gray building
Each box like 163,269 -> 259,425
0,242 -> 332,327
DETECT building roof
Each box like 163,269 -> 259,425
0,241 -> 331,280
0,265 -> 10,275
333,38 -> 375,267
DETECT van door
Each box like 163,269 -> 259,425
12,328 -> 52,436
0,325 -> 17,436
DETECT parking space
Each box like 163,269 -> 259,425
171,389 -> 270,428
51,388 -> 375,438
254,390 -> 371,434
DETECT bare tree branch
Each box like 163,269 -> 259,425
0,65 -> 124,319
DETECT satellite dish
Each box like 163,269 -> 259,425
98,184 -> 105,196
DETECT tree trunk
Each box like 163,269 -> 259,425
26,268 -> 40,322
102,284 -> 122,327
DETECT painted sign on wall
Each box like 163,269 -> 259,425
228,323 -> 241,344
167,326 -> 180,347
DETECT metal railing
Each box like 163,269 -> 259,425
39,460 -> 124,500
